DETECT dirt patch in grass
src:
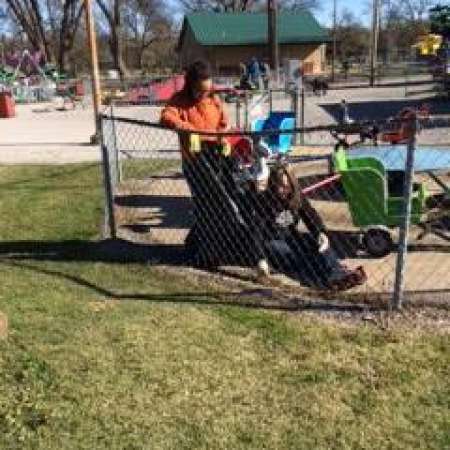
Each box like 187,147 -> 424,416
0,312 -> 8,339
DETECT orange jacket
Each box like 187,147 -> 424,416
161,90 -> 228,159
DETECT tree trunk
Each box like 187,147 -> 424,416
96,0 -> 129,79
57,1 -> 84,74
109,32 -> 128,79
114,0 -> 128,79
29,0 -> 54,62
6,0 -> 54,63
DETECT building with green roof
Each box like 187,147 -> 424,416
177,11 -> 331,76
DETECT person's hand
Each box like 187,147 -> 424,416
318,233 -> 329,252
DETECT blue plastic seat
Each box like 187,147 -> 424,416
251,112 -> 295,155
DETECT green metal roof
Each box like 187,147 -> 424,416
181,12 -> 331,47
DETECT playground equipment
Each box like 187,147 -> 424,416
53,79 -> 86,110
413,34 -> 443,57
0,50 -> 63,103
0,91 -> 15,118
379,105 -> 430,145
0,66 -> 16,84
251,111 -> 296,155
334,144 -> 450,257
334,147 -> 428,257
104,75 -> 185,105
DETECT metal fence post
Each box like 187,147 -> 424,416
244,91 -> 249,131
110,106 -> 122,182
404,67 -> 408,98
292,86 -> 301,145
300,87 -> 305,145
392,117 -> 418,310
100,118 -> 118,240
236,98 -> 241,129
292,86 -> 305,145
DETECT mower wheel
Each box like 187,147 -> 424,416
362,228 -> 393,258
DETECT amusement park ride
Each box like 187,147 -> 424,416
427,5 -> 450,96
0,49 -> 84,108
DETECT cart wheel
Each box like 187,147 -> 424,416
362,228 -> 393,257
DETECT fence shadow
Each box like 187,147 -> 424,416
0,239 -> 185,264
0,235 -> 359,288
0,258 -> 386,314
1,239 -> 448,310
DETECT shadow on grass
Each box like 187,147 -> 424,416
0,239 -> 185,264
0,259 -> 384,314
0,239 -> 449,312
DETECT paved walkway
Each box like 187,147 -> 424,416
0,84 -> 448,164
0,103 -> 99,164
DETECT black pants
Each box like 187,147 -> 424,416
254,188 -> 342,285
183,149 -> 265,267
183,149 -> 345,285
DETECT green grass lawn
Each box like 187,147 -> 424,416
0,164 -> 448,449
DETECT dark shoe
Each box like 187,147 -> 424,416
327,266 -> 367,291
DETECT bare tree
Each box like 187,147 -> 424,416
429,4 -> 450,39
378,0 -> 431,61
96,0 -> 128,78
282,0 -> 321,11
122,0 -> 173,69
335,8 -> 369,62
58,0 -> 85,72
177,0 -> 320,13
4,0 -> 53,61
3,0 -> 85,72
399,0 -> 434,22
177,0 -> 262,12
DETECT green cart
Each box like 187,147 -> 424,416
333,148 -> 428,257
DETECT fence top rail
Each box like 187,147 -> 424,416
101,114 -> 450,139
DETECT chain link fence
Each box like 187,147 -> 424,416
100,113 -> 450,307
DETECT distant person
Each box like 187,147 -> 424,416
260,60 -> 271,89
342,60 -> 350,80
247,57 -> 261,89
239,62 -> 247,78
263,61 -> 272,89
312,77 -> 328,96
319,78 -> 329,96
312,77 -> 319,96
340,99 -> 353,124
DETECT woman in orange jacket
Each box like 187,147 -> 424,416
161,61 -> 268,272
161,62 -> 229,159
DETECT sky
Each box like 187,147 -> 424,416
315,0 -> 372,27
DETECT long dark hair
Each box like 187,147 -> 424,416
183,60 -> 212,99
